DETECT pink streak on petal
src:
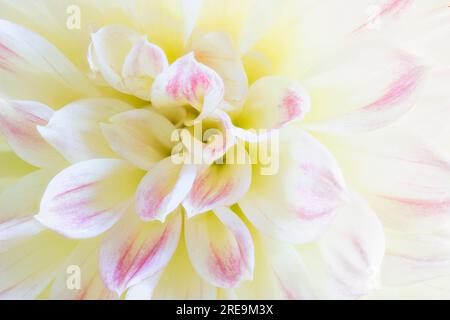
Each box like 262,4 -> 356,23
355,0 -> 413,32
208,246 -> 242,286
378,195 -> 450,217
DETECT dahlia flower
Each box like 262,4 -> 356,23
1,0 -> 450,300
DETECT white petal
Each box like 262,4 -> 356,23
125,272 -> 162,300
36,159 -> 142,239
184,207 -> 254,288
239,128 -> 346,243
38,98 -> 132,163
99,209 -> 181,296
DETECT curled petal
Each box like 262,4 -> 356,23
125,272 -> 162,300
239,128 -> 346,243
151,53 -> 225,121
184,207 -> 254,288
36,159 -> 143,239
122,38 -> 169,100
101,108 -> 175,170
183,154 -> 252,217
99,209 -> 182,296
0,99 -> 65,168
38,98 -> 132,163
136,158 -> 197,222
235,76 -> 311,130
190,32 -> 248,104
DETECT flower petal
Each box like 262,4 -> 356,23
36,159 -> 142,239
136,158 -> 197,222
38,98 -> 132,163
183,155 -> 252,217
189,32 -> 248,104
122,38 -> 169,100
185,207 -> 254,288
0,231 -> 76,299
0,169 -> 55,241
152,236 -> 216,299
299,192 -> 385,299
125,272 -> 162,300
0,99 -> 65,168
0,20 -> 97,105
182,0 -> 204,43
235,76 -> 311,130
151,53 -> 225,121
99,208 -> 182,296
50,240 -> 116,300
101,108 -> 175,170
239,128 -> 347,243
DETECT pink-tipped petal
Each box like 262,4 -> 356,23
235,76 -> 310,131
239,127 -> 347,244
0,99 -> 65,168
122,38 -> 169,100
185,207 -> 254,288
183,156 -> 252,217
36,159 -> 142,239
136,158 -> 197,222
190,32 -> 248,104
99,209 -> 182,296
151,53 -> 225,121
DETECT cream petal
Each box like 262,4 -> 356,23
136,158 -> 197,222
0,99 -> 65,168
125,272 -> 162,300
184,207 -> 254,288
0,169 -> 56,241
182,0 -> 204,43
189,32 -> 248,104
101,108 -> 175,170
239,127 -> 346,243
0,20 -> 97,106
151,53 -> 225,121
235,76 -> 310,131
99,208 -> 181,296
152,236 -> 216,299
0,231 -> 76,299
38,98 -> 132,163
50,239 -> 115,300
36,159 -> 142,239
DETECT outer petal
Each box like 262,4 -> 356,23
0,99 -> 65,168
183,153 -> 252,217
99,209 -> 182,296
0,20 -> 97,106
305,52 -> 426,133
184,207 -> 254,288
239,127 -> 347,243
38,98 -> 132,163
299,192 -> 385,299
0,231 -> 76,299
50,240 -> 115,300
125,272 -> 162,300
136,158 -> 197,222
235,76 -> 310,130
101,108 -> 175,170
0,169 -> 55,241
36,159 -> 142,239
151,53 -> 225,121
189,32 -> 248,104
